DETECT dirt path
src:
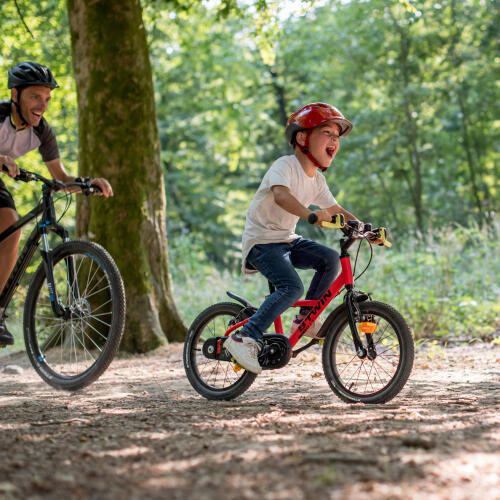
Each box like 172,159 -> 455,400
0,343 -> 499,500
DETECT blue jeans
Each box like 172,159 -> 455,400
241,238 -> 340,340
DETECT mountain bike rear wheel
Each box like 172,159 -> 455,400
24,240 -> 125,390
184,302 -> 257,400
322,300 -> 413,404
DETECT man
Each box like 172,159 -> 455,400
0,62 -> 113,346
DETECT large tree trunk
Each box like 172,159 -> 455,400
66,0 -> 187,351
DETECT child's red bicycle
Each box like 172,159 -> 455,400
183,215 -> 414,404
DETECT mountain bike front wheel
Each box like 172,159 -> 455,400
322,300 -> 414,404
24,240 -> 126,390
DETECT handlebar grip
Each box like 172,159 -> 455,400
2,165 -> 33,182
320,214 -> 345,229
308,213 -> 345,228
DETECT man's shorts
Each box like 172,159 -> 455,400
0,177 -> 16,210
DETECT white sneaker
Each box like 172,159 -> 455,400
224,333 -> 262,374
290,315 -> 323,339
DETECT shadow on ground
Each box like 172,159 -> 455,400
0,343 -> 499,500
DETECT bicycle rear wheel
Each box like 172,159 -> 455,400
24,240 -> 125,390
322,301 -> 414,404
183,302 -> 257,400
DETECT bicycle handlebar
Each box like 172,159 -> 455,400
2,165 -> 102,196
307,212 -> 392,247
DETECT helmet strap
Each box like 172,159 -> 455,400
11,89 -> 30,128
297,130 -> 327,172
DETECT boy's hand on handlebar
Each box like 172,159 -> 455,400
368,235 -> 383,245
1,156 -> 20,179
368,227 -> 392,247
308,209 -> 332,226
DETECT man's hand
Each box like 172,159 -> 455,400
1,155 -> 20,178
310,209 -> 332,225
89,178 -> 113,198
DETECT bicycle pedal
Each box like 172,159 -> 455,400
230,357 -> 244,372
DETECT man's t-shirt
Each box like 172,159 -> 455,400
241,155 -> 337,274
0,100 -> 59,161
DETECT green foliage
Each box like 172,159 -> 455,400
142,0 -> 499,267
350,222 -> 500,340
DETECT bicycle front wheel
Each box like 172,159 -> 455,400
184,302 -> 257,400
24,240 -> 126,390
322,301 -> 414,404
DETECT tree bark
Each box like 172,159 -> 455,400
66,0 -> 187,351
397,26 -> 424,232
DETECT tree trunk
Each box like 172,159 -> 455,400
66,0 -> 187,351
398,27 -> 424,232
448,0 -> 490,221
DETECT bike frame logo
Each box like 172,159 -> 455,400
298,289 -> 333,333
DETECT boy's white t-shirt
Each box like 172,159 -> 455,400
241,155 -> 337,274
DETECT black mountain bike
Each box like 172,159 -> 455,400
0,167 -> 125,390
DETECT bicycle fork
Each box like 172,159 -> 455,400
344,290 -> 377,360
39,227 -> 77,319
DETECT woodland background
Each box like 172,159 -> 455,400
0,0 -> 498,351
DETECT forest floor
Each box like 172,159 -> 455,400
0,342 -> 499,500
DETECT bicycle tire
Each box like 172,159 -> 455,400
183,302 -> 257,400
322,300 -> 414,404
24,240 -> 126,390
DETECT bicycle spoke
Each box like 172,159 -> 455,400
191,311 -> 246,390
332,314 -> 404,396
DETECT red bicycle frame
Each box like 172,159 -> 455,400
224,255 -> 354,348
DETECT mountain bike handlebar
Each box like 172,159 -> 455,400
307,212 -> 392,247
2,165 -> 102,196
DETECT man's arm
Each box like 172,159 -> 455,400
45,158 -> 113,197
45,158 -> 73,183
271,185 -> 332,224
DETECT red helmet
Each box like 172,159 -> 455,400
285,102 -> 352,146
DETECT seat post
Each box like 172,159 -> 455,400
268,281 -> 276,294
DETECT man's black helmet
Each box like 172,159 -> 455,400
8,62 -> 59,89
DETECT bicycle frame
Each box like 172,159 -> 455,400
224,254 -> 357,349
0,184 -> 71,318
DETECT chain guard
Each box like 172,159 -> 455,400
258,334 -> 292,370
201,333 -> 292,370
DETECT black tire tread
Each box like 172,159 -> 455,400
24,240 -> 125,391
322,300 -> 414,404
183,302 -> 257,400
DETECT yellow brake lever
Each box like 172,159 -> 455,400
379,227 -> 392,247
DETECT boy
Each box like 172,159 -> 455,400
224,102 -> 361,374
